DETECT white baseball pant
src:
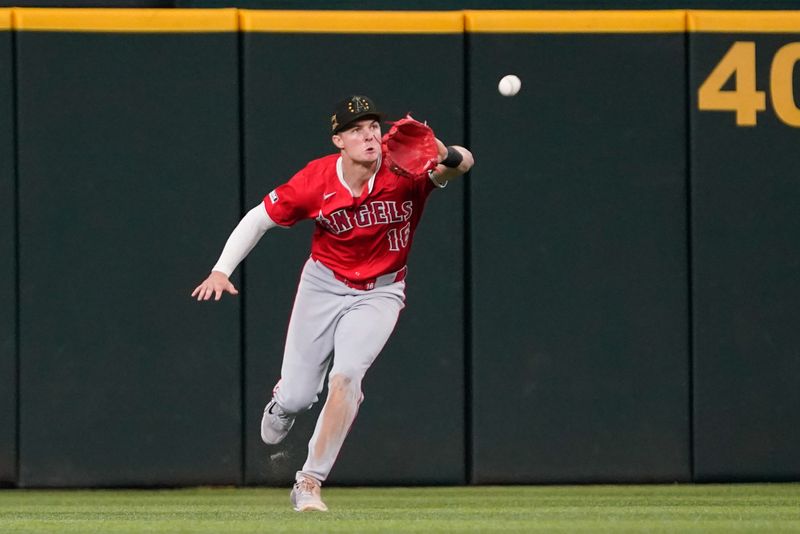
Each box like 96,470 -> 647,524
269,257 -> 406,483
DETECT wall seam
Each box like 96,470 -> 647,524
683,10 -> 696,482
10,9 -> 20,487
462,16 -> 473,486
236,21 -> 247,486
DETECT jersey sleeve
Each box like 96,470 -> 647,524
263,165 -> 320,227
415,169 -> 439,197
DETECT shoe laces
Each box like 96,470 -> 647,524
295,478 -> 319,497
269,401 -> 292,422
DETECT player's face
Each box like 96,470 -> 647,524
333,118 -> 381,165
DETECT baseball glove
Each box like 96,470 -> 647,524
381,115 -> 439,178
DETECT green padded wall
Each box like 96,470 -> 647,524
7,7 -> 800,488
241,16 -> 466,485
0,19 -> 15,484
16,25 -> 242,486
469,22 -> 691,482
690,14 -> 800,481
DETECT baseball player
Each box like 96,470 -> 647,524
191,95 -> 473,512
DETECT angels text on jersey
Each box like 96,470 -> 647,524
315,200 -> 413,235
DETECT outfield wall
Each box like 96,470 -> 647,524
467,11 -> 691,484
14,9 -> 243,487
0,9 -> 15,484
689,11 -> 800,482
0,9 -> 798,486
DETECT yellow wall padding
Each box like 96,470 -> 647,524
464,10 -> 687,33
688,10 -> 800,33
239,9 -> 463,34
13,8 -> 238,33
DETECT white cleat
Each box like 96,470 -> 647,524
290,477 -> 328,512
260,400 -> 295,445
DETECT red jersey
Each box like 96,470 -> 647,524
263,154 -> 439,282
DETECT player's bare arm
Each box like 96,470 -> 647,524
431,138 -> 474,184
191,203 -> 277,302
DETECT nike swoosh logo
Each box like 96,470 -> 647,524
323,192 -> 336,200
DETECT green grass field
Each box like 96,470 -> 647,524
1,484 -> 799,533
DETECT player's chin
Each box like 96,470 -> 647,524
362,147 -> 380,161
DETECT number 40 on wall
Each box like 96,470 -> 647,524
698,41 -> 800,127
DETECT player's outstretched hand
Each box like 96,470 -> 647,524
191,271 -> 239,301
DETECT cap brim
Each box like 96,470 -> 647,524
333,112 -> 384,134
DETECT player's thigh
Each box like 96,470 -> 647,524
331,289 -> 405,378
279,274 -> 343,409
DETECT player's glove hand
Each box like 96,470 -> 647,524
381,115 -> 439,179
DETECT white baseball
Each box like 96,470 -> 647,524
498,74 -> 522,97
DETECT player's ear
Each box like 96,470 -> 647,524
331,134 -> 344,150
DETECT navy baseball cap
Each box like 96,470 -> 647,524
331,95 -> 383,134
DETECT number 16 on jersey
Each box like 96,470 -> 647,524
387,222 -> 411,252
